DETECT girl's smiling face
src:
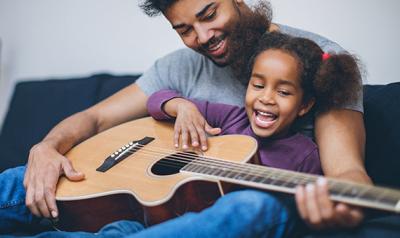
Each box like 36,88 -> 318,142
245,49 -> 314,138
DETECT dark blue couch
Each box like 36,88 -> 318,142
0,74 -> 399,236
1,74 -> 399,189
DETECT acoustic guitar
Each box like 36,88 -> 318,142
55,117 -> 400,232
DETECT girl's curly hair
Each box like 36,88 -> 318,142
247,32 -> 362,112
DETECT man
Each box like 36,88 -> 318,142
1,0 -> 370,236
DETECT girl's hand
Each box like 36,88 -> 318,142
164,98 -> 221,151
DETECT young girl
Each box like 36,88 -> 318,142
147,32 -> 361,175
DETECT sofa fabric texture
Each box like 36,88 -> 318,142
0,74 -> 399,190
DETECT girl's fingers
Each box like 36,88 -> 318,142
181,127 -> 189,150
174,126 -> 181,148
196,125 -> 208,151
188,124 -> 199,148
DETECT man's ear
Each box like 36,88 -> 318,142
298,98 -> 315,117
235,0 -> 245,5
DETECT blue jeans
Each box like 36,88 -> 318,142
0,166 -> 294,237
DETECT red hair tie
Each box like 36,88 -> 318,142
322,52 -> 331,61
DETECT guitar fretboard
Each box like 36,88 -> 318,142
181,157 -> 400,213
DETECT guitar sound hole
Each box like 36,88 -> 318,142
151,152 -> 199,176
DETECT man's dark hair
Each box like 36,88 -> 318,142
140,0 -> 178,16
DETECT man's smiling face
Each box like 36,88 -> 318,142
164,0 -> 245,66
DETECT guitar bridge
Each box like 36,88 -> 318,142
96,136 -> 154,172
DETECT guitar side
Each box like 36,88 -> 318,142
55,117 -> 258,231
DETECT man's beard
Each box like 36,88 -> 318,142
196,1 -> 272,84
229,2 -> 272,84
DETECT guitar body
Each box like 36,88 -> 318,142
55,117 -> 258,232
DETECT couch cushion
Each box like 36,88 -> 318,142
95,74 -> 140,101
364,83 -> 400,188
0,74 -> 138,172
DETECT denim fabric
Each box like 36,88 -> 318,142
127,190 -> 294,238
4,190 -> 293,238
0,166 -> 40,233
0,166 -> 294,238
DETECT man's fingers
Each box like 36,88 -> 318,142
62,159 -> 84,181
335,203 -> 363,227
305,183 -> 324,229
334,203 -> 351,227
44,187 -> 58,218
25,179 -> 41,217
43,170 -> 60,218
316,178 -> 334,223
348,207 -> 364,226
295,186 -> 308,220
34,176 -> 54,218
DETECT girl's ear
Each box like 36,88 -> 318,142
298,98 -> 315,117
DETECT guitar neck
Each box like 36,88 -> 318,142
181,157 -> 400,213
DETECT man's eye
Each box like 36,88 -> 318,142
180,28 -> 192,36
204,11 -> 216,21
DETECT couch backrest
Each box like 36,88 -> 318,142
0,76 -> 399,189
0,74 -> 139,171
363,83 -> 400,188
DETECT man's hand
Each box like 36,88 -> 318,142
167,98 -> 221,151
23,142 -> 84,219
295,177 -> 364,230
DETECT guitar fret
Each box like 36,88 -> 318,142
251,175 -> 265,183
260,172 -> 277,185
197,164 -> 211,174
284,175 -> 306,188
371,188 -> 399,206
181,158 -> 400,214
190,163 -> 207,173
233,172 -> 249,181
339,185 -> 368,199
329,181 -> 351,196
208,166 -> 223,176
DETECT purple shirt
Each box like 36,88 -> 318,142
147,90 -> 322,175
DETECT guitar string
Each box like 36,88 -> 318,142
128,144 -> 316,182
110,144 -> 400,201
122,149 -> 400,205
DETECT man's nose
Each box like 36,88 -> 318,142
193,23 -> 212,45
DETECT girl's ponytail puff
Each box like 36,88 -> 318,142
314,53 -> 362,112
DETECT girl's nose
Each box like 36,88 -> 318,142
258,91 -> 276,105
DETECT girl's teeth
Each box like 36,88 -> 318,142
258,111 -> 274,116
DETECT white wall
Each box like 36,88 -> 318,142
0,0 -> 399,127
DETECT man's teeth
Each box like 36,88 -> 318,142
208,41 -> 223,51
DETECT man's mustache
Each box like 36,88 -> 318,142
199,34 -> 226,51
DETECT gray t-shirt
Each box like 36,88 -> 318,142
137,24 -> 363,113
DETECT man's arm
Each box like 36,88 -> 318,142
316,109 -> 371,183
24,83 -> 148,219
295,109 -> 372,229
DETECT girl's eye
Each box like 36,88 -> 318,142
278,90 -> 291,96
253,84 -> 264,89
